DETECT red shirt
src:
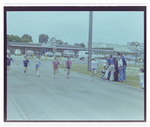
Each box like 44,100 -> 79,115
66,60 -> 72,67
53,61 -> 59,68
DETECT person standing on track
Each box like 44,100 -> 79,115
91,57 -> 98,81
52,56 -> 60,79
34,55 -> 42,77
65,57 -> 72,79
7,54 -> 14,74
23,56 -> 30,75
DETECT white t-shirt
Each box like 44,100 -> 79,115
103,59 -> 107,67
35,59 -> 40,65
91,60 -> 98,68
138,73 -> 144,83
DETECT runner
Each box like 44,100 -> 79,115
23,56 -> 30,75
7,54 -> 14,74
91,57 -> 98,81
65,57 -> 72,79
34,55 -> 42,77
52,56 -> 60,79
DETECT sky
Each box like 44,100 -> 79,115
7,11 -> 144,46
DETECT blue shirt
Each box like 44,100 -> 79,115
109,58 -> 114,65
7,57 -> 12,65
23,59 -> 29,66
107,58 -> 110,66
121,56 -> 127,66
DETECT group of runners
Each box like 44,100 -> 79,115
7,54 -> 144,88
7,54 -> 72,78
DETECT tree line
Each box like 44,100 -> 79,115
7,34 -> 33,43
7,34 -> 86,47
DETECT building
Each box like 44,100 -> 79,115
7,42 -> 144,57
7,42 -> 84,56
92,42 -> 144,56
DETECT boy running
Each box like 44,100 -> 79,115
52,57 -> 60,79
7,54 -> 14,74
34,55 -> 42,77
91,57 -> 98,81
65,57 -> 72,79
23,56 -> 30,75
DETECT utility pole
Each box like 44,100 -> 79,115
88,11 -> 93,71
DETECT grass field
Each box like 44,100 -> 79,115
60,63 -> 142,88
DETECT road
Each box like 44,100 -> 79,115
6,59 -> 144,121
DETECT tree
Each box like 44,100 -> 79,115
21,34 -> 33,42
74,43 -> 80,46
56,40 -> 64,45
7,35 -> 13,42
80,42 -> 85,47
7,34 -> 32,43
13,35 -> 21,42
20,38 -> 30,43
64,42 -> 68,45
49,37 -> 56,45
7,34 -> 21,42
39,34 -> 49,43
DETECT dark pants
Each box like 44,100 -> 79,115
114,69 -> 118,81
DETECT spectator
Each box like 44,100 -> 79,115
113,56 -> 118,81
137,68 -> 144,89
116,52 -> 120,61
103,55 -> 114,81
106,55 -> 111,80
118,54 -> 124,82
103,56 -> 107,71
100,56 -> 107,79
121,53 -> 127,81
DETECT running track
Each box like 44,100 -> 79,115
6,59 -> 144,121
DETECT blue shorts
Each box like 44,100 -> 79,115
140,82 -> 143,86
92,68 -> 96,70
35,64 -> 39,68
7,64 -> 10,66
66,67 -> 70,69
24,65 -> 28,68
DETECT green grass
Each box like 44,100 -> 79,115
59,63 -> 141,88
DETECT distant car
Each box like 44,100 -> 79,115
45,52 -> 53,57
7,49 -> 10,54
63,50 -> 74,58
14,49 -> 21,56
125,55 -> 135,61
77,51 -> 98,60
26,50 -> 34,56
54,52 -> 62,57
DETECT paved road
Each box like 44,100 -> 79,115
7,60 -> 144,121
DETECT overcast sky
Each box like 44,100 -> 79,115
7,11 -> 144,46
